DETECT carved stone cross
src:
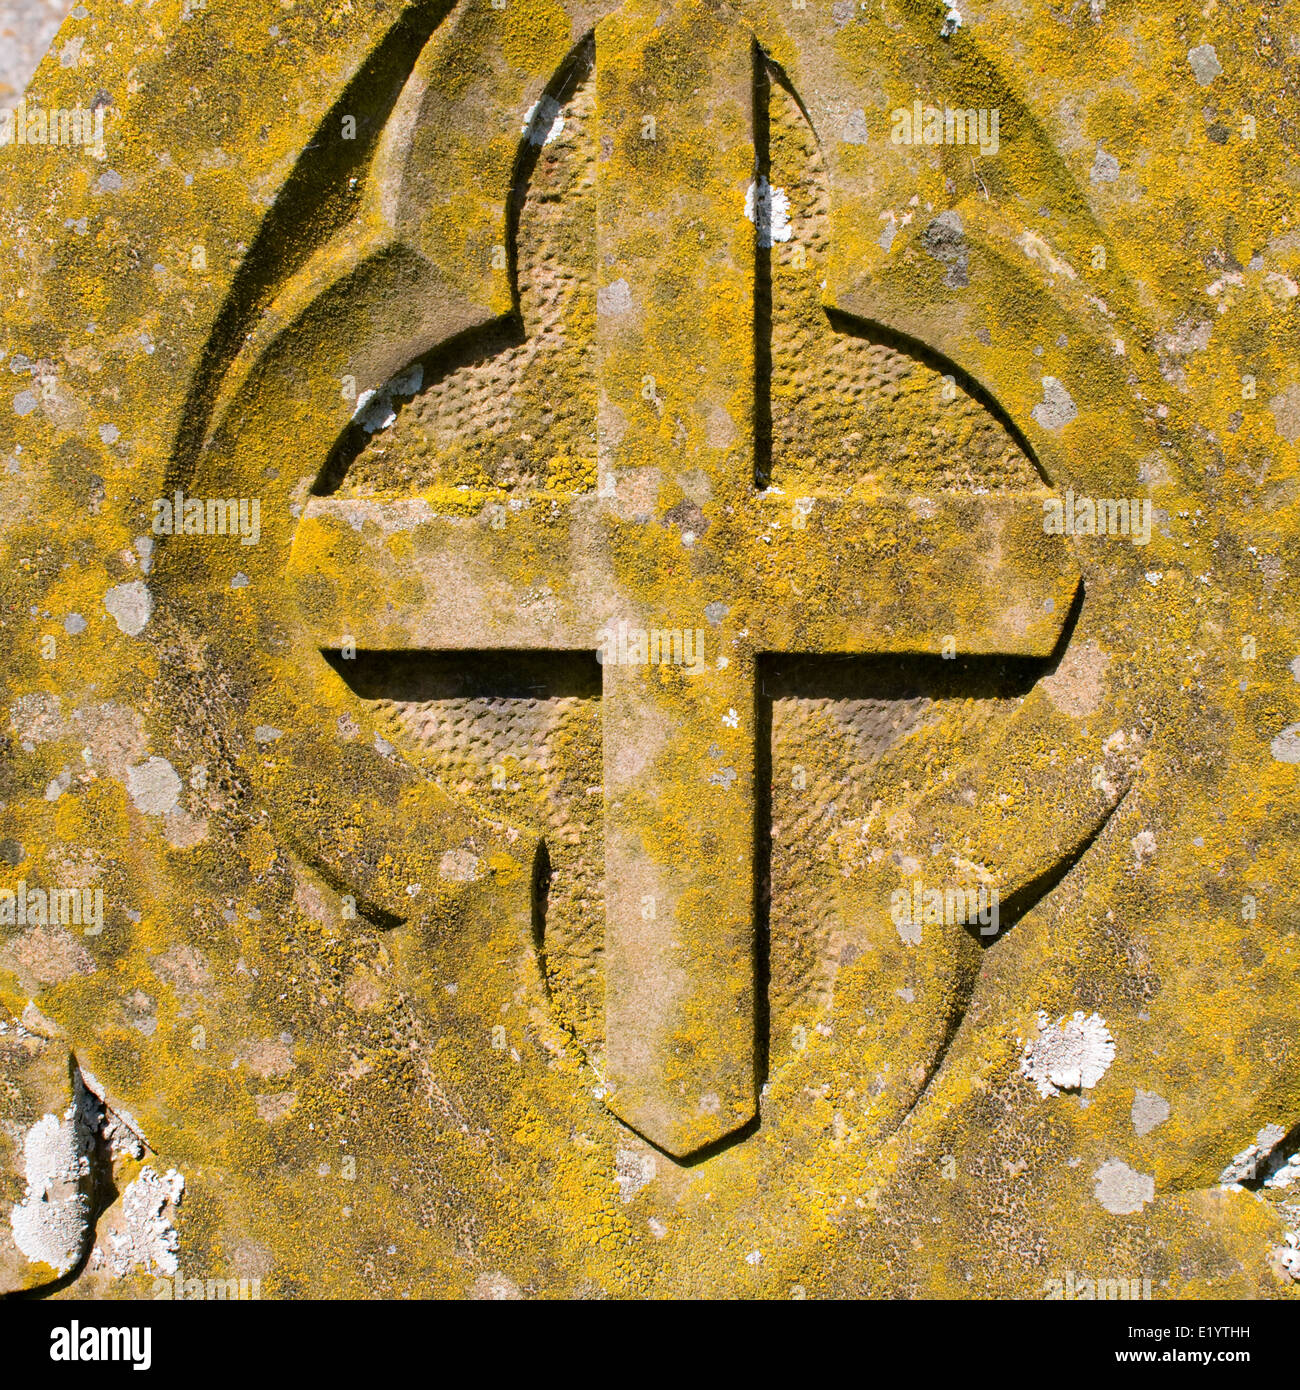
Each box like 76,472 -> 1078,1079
287,3 -> 1077,1158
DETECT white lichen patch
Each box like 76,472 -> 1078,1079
744,177 -> 792,249
9,1070 -> 101,1275
352,364 -> 423,435
521,95 -> 564,146
1264,1152 -> 1300,1189
1131,828 -> 1158,862
1274,1232 -> 1300,1283
1219,1123 -> 1292,1188
98,1166 -> 185,1277
1019,1011 -> 1115,1098
101,1111 -> 146,1162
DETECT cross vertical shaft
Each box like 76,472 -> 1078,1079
595,2 -> 760,1158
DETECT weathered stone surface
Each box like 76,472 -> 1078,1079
0,0 -> 1298,1298
0,1014 -> 86,1291
0,1004 -> 150,1293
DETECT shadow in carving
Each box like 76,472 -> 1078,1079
170,0 -> 457,489
323,649 -> 601,702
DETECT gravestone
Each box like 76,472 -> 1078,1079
1,0 -> 1297,1298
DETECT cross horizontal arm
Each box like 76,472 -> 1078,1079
731,490 -> 1080,657
288,495 -> 613,652
291,489 -> 1078,659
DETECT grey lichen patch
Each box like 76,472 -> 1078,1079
102,580 -> 152,636
895,914 -> 922,947
921,211 -> 969,289
1041,641 -> 1109,718
1030,376 -> 1077,431
9,691 -> 65,747
1131,1090 -> 1170,1137
438,848 -> 481,883
1271,724 -> 1300,764
1090,145 -> 1119,184
0,926 -> 96,988
1269,385 -> 1300,444
329,498 -> 436,535
614,1145 -> 656,1202
125,756 -> 182,814
1019,1011 -> 1115,1098
1187,43 -> 1222,86
596,278 -> 633,316
470,1270 -> 524,1300
1093,1159 -> 1155,1215
840,109 -> 869,144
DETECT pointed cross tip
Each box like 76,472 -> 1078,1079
607,1092 -> 757,1161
